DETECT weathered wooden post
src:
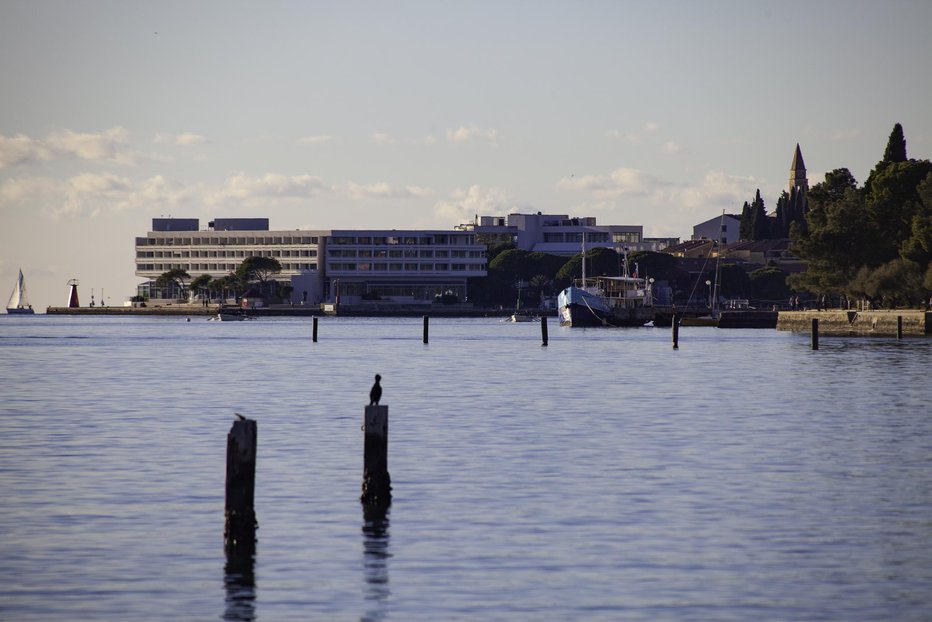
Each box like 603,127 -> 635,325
422,315 -> 429,344
540,316 -> 548,346
811,317 -> 819,350
225,416 -> 257,550
312,316 -> 318,342
897,315 -> 903,340
361,405 -> 391,506
672,315 -> 680,349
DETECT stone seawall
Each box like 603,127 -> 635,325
777,310 -> 930,336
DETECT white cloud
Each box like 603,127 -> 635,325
645,121 -> 659,132
0,127 -> 134,167
831,128 -> 862,141
433,185 -> 512,223
559,167 -> 761,214
175,133 -> 207,145
208,173 -> 330,206
297,134 -> 334,145
663,140 -> 683,154
446,125 -> 498,143
371,132 -> 397,145
345,182 -> 431,200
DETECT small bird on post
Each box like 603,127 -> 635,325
369,374 -> 382,405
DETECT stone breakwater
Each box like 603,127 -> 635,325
777,310 -> 931,336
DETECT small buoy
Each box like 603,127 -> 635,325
186,317 -> 191,322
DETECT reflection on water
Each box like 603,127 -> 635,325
361,503 -> 391,621
223,531 -> 257,622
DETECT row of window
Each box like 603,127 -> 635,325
136,263 -> 317,272
137,249 -> 318,259
328,249 -> 483,259
137,236 -> 320,246
330,235 -> 474,245
328,263 -> 484,272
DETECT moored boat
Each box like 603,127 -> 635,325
558,276 -> 651,327
6,269 -> 35,314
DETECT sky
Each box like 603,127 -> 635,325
2,0 -> 931,311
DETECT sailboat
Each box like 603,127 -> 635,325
682,211 -> 725,327
6,269 -> 35,314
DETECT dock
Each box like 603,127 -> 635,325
777,310 -> 931,336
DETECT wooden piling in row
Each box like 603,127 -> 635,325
361,405 -> 392,506
225,417 -> 257,550
672,315 -> 680,349
541,316 -> 548,346
811,318 -> 819,350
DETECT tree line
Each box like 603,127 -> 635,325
150,256 -> 285,302
789,123 -> 932,307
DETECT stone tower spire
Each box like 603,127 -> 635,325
789,143 -> 808,193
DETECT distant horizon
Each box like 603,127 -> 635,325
3,1 -> 931,310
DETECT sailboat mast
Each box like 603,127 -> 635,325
581,231 -> 586,286
713,210 -> 725,312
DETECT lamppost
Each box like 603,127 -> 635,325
705,279 -> 712,308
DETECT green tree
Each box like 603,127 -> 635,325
882,122 -> 907,164
789,186 -> 876,294
555,247 -> 620,284
849,259 -> 923,308
155,268 -> 191,299
236,256 -> 282,287
189,274 -> 212,300
748,266 -> 791,302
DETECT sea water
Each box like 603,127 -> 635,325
0,316 -> 930,621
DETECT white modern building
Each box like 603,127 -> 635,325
459,212 -> 648,255
134,218 -> 486,304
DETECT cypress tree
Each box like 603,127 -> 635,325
739,201 -> 752,240
882,122 -> 907,164
750,189 -> 769,240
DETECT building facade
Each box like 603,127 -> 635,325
460,212 -> 646,255
134,218 -> 486,304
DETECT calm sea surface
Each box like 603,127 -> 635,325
1,315 -> 930,621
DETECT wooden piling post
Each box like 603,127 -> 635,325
672,315 -> 679,349
540,316 -> 548,346
897,315 -> 903,340
225,417 -> 257,549
811,318 -> 819,350
361,405 -> 391,506
312,316 -> 318,342
422,315 -> 429,344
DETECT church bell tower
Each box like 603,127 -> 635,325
789,143 -> 808,193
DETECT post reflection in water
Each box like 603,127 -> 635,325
361,502 -> 391,621
223,533 -> 257,622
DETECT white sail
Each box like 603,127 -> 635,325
7,269 -> 32,312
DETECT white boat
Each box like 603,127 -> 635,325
6,269 -> 35,314
558,276 -> 651,327
557,241 -> 651,327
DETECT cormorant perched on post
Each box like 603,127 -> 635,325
369,374 -> 382,406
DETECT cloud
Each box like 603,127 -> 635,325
297,134 -> 334,145
345,182 -> 431,200
645,121 -> 659,132
446,125 -> 498,143
663,140 -> 683,154
559,167 -> 761,212
208,173 -> 331,206
830,128 -> 861,141
0,127 -> 134,168
175,133 -> 207,145
433,185 -> 512,223
371,132 -> 397,145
